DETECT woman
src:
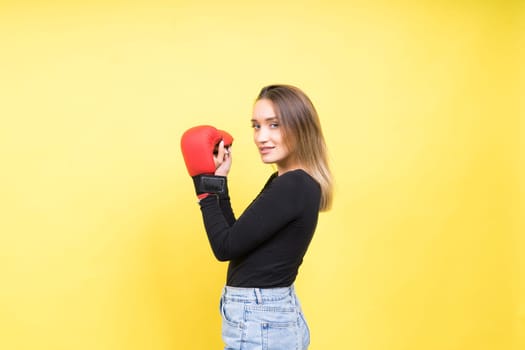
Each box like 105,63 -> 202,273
181,84 -> 333,350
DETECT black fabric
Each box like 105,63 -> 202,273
192,174 -> 227,195
198,169 -> 321,288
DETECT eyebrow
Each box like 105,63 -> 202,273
250,116 -> 279,122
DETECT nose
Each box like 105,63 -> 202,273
255,126 -> 269,144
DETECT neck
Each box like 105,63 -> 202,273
277,164 -> 304,176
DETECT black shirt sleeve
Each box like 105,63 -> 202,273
198,172 -> 304,261
217,180 -> 236,227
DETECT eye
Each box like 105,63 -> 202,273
270,123 -> 279,128
251,123 -> 261,130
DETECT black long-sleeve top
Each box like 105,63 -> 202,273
198,169 -> 321,288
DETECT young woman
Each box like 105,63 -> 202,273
181,84 -> 333,350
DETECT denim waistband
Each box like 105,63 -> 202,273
222,285 -> 296,304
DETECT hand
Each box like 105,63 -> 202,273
180,125 -> 234,198
214,140 -> 232,177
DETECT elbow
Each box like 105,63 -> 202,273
212,250 -> 231,262
215,254 -> 230,262
209,235 -> 235,262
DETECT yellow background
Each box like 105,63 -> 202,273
0,1 -> 523,349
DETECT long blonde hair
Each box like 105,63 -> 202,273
257,84 -> 333,211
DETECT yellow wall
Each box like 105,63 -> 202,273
0,1 -> 522,349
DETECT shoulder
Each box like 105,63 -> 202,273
257,170 -> 321,213
272,169 -> 320,192
271,170 -> 321,212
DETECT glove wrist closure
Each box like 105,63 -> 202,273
192,174 -> 227,197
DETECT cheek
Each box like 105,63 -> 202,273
273,129 -> 283,143
276,131 -> 289,150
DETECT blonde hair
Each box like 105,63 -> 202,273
257,84 -> 333,211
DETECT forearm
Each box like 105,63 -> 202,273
199,196 -> 235,261
201,176 -> 235,226
219,194 -> 236,226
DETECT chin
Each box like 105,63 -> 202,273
260,157 -> 275,164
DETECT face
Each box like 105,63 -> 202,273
251,99 -> 296,173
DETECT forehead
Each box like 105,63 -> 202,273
252,99 -> 277,120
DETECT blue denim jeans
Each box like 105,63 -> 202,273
219,285 -> 310,350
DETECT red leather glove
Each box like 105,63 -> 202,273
218,129 -> 233,149
180,125 -> 233,199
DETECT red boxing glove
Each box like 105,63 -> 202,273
181,125 -> 222,176
218,129 -> 233,149
180,125 -> 233,199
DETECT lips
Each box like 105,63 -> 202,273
259,146 -> 274,155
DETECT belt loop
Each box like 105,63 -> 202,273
254,288 -> 263,304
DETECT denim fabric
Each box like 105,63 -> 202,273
219,285 -> 310,350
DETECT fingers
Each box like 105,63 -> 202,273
217,140 -> 226,160
223,145 -> 232,162
213,140 -> 224,168
215,143 -> 232,177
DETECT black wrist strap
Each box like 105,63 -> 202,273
192,175 -> 227,195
